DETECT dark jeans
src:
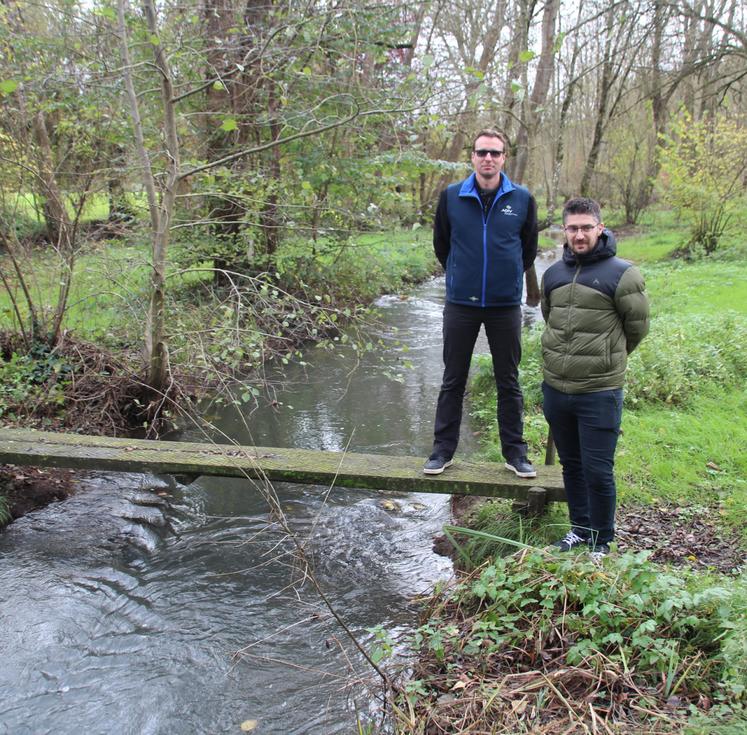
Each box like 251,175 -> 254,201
542,382 -> 623,544
432,302 -> 527,462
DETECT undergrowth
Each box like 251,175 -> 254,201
393,549 -> 747,734
0,333 -> 146,435
473,310 -> 747,417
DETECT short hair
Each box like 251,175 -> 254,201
562,197 -> 602,223
472,128 -> 509,152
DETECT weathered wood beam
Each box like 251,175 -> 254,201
0,429 -> 566,501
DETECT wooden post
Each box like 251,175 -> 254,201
512,486 -> 548,517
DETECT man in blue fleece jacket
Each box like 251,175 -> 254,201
424,128 -> 538,478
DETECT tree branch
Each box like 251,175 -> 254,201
180,103 -> 413,180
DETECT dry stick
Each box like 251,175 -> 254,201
234,614 -> 320,656
0,231 -> 38,343
0,267 -> 29,345
539,672 -> 584,725
301,427 -> 356,549
588,702 -> 615,735
234,651 -> 347,680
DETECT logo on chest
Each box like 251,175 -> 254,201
501,204 -> 518,217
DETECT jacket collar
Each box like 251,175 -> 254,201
459,171 -> 515,199
562,228 -> 617,266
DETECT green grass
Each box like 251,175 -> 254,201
3,191 -> 124,224
617,384 -> 747,529
615,201 -> 747,265
0,238 -> 153,344
617,227 -> 688,263
643,259 -> 747,318
0,224 -> 437,350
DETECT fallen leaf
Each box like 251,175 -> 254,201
380,500 -> 400,511
706,461 -> 721,471
240,720 -> 258,732
451,680 -> 467,690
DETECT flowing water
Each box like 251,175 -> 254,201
0,250 -> 557,735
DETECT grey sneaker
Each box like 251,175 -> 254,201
504,456 -> 537,478
423,455 -> 453,475
589,542 -> 610,561
552,531 -> 589,552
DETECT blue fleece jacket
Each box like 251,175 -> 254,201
433,172 -> 538,307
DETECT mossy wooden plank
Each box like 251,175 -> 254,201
0,429 -> 566,501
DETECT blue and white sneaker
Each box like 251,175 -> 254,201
423,455 -> 453,475
505,456 -> 537,478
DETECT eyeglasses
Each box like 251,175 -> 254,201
473,149 -> 504,158
564,224 -> 599,235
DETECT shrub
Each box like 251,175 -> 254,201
398,550 -> 747,733
0,342 -> 73,421
658,111 -> 747,257
471,312 -> 747,422
626,314 -> 747,405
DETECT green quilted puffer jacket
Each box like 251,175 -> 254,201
540,231 -> 649,394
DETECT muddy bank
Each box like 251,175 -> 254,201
0,466 -> 76,526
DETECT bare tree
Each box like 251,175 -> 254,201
512,0 -> 561,184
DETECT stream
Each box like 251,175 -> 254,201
0,249 -> 558,734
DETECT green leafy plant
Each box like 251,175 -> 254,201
398,549 -> 747,733
0,343 -> 73,420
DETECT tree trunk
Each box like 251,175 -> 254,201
142,0 -> 180,397
32,110 -> 75,346
545,0 -> 584,224
117,0 -> 177,398
512,0 -> 560,184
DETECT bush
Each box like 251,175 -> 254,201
0,346 -> 71,421
658,111 -> 747,257
398,550 -> 747,733
626,314 -> 747,405
471,312 -> 747,421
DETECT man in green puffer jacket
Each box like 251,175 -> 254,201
540,197 -> 649,557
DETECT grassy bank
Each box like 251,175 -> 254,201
0,225 -> 436,346
391,212 -> 747,733
0,226 -> 436,422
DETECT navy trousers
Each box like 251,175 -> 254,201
542,382 -> 623,544
432,302 -> 527,462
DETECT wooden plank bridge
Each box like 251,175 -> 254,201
0,429 -> 565,512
